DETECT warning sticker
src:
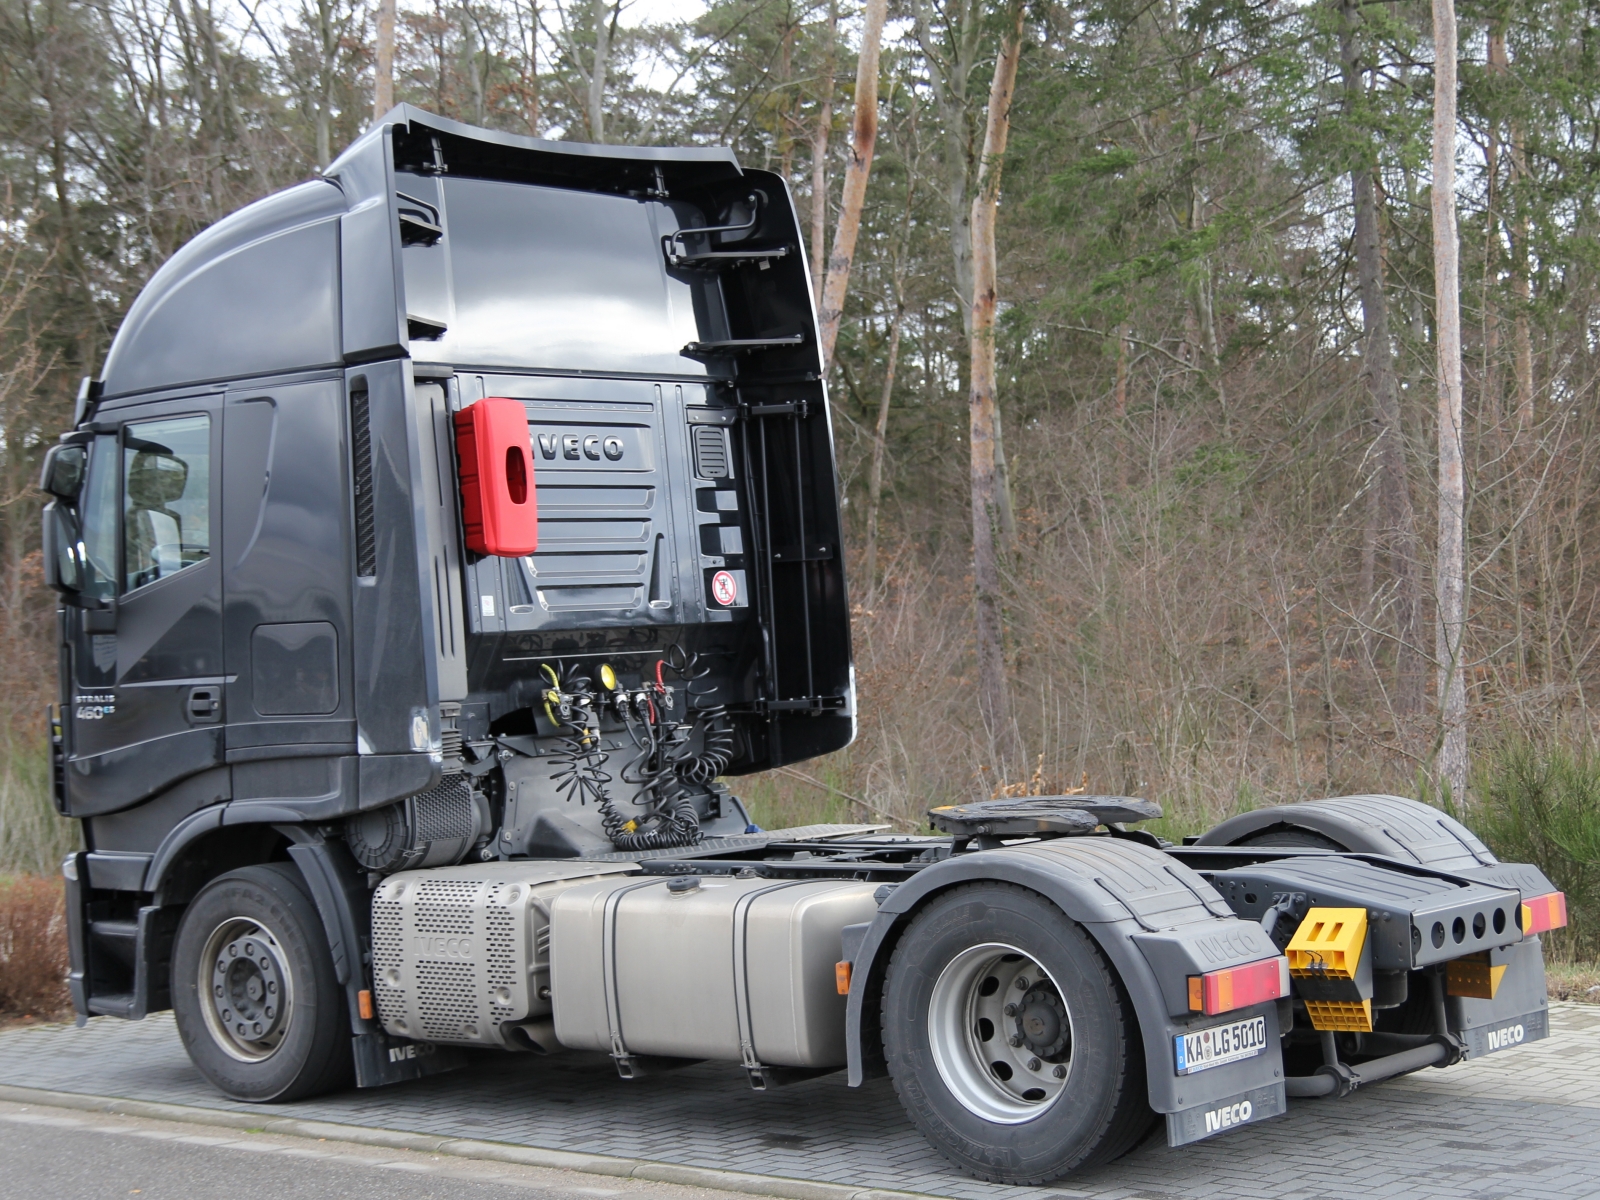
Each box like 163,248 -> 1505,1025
711,570 -> 739,606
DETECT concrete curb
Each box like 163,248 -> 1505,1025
0,1083 -> 930,1200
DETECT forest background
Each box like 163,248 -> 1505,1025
1,0 -> 1598,980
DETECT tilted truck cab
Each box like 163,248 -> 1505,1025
40,109 -> 1568,1185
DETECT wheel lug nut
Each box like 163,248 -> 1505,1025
1008,1035 -> 1024,1047
1053,1065 -> 1067,1079
1027,1057 -> 1042,1071
1015,977 -> 1030,990
1003,1003 -> 1018,1017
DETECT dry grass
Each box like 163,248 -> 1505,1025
0,736 -> 77,876
0,873 -> 70,1020
1546,961 -> 1600,1003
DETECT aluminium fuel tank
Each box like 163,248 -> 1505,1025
549,874 -> 879,1067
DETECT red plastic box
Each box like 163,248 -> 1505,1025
454,397 -> 538,556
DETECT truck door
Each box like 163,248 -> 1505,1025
63,401 -> 224,817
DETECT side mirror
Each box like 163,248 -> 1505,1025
41,501 -> 83,594
40,443 -> 87,500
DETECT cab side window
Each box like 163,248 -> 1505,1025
77,434 -> 118,602
123,415 -> 210,591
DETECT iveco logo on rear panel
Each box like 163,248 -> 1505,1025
534,430 -> 641,464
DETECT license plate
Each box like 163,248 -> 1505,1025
1175,1015 -> 1268,1075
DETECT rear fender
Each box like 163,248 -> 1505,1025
1194,794 -> 1496,870
843,836 -> 1286,1117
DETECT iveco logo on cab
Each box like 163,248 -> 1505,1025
1486,1023 -> 1525,1050
415,935 -> 473,958
1203,1100 -> 1253,1133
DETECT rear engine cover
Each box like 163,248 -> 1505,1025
371,861 -> 632,1047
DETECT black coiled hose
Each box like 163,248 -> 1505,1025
663,649 -> 735,786
538,658 -> 706,853
609,711 -> 702,851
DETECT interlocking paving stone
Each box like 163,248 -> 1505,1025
0,1004 -> 1596,1199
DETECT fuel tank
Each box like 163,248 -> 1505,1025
549,874 -> 879,1067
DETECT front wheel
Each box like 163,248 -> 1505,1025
881,883 -> 1154,1184
172,863 -> 352,1102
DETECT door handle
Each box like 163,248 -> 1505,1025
186,687 -> 222,724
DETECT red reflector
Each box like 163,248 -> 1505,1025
1521,892 -> 1568,935
455,397 -> 538,557
1190,957 -> 1289,1016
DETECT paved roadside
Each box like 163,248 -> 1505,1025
0,1004 -> 1596,1200
0,1099 -> 733,1200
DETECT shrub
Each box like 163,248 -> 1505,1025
1474,739 -> 1600,962
0,874 -> 70,1018
0,734 -> 78,876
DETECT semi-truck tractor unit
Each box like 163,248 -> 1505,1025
42,108 -> 1568,1185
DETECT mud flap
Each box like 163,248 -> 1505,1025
1449,939 -> 1551,1059
352,1030 -> 468,1088
1457,1008 -> 1549,1058
1166,1082 -> 1286,1147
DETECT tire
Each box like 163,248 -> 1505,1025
881,883 -> 1155,1184
172,863 -> 353,1102
1234,828 -> 1345,851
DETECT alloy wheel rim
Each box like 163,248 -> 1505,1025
927,942 -> 1074,1123
198,917 -> 294,1063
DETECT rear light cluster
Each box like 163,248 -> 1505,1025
1187,957 -> 1290,1016
1520,891 -> 1568,936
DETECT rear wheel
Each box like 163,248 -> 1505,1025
881,883 -> 1154,1184
172,864 -> 352,1102
1233,828 -> 1345,851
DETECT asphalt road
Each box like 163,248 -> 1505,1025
0,1102 -> 720,1200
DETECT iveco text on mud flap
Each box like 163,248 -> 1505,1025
41,107 -> 1570,1187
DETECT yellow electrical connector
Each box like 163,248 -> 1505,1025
1286,907 -> 1373,1032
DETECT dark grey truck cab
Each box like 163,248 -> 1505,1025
38,109 -> 1569,1187
46,106 -> 850,1022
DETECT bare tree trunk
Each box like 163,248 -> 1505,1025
315,0 -> 334,169
912,0 -> 979,332
777,18 -> 795,182
374,0 -> 396,119
464,14 -> 484,124
1112,323 -> 1130,416
526,0 -> 540,133
587,0 -> 618,142
816,0 -> 887,373
1339,0 -> 1426,714
865,288 -> 904,589
1484,26 -> 1506,440
1432,0 -> 1468,802
969,3 -> 1024,750
809,0 -> 837,302
993,404 -> 1015,543
1507,76 -> 1534,434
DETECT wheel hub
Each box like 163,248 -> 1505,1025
927,943 -> 1076,1124
199,920 -> 294,1062
1014,985 -> 1070,1059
